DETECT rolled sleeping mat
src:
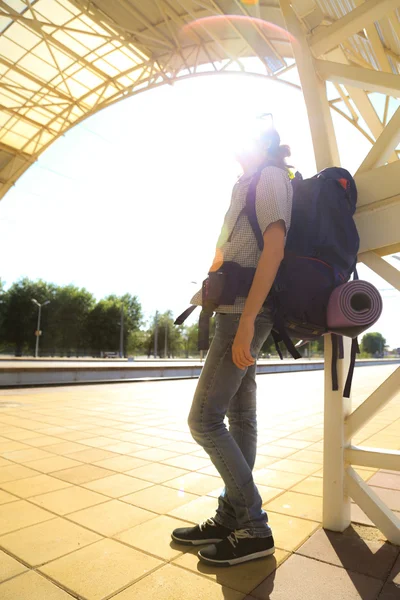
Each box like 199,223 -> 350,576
327,280 -> 383,339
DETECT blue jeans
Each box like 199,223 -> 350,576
188,307 -> 274,537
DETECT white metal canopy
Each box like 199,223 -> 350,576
0,0 -> 399,542
0,0 -> 399,208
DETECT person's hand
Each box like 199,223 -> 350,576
232,317 -> 255,370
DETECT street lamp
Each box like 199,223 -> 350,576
31,299 -> 50,358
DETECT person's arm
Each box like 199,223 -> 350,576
232,220 -> 285,369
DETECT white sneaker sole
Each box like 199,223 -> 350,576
198,546 -> 275,566
171,533 -> 225,546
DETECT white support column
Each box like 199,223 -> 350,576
346,467 -> 400,544
280,0 -> 352,533
279,0 -> 340,170
323,335 -> 352,531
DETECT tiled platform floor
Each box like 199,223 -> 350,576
0,365 -> 399,599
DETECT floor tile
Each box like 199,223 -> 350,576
52,464 -> 115,484
68,499 -> 156,536
115,515 -> 189,560
111,563 -> 244,600
288,430 -> 323,442
267,511 -> 320,551
163,455 -> 211,471
250,553 -> 383,600
29,486 -> 107,515
24,436 -> 66,447
1,474 -> 71,498
121,484 -> 199,513
265,491 -> 322,522
368,472 -> 400,491
351,504 -> 375,527
39,441 -> 90,455
93,455 -> 149,472
23,456 -> 82,473
290,450 -> 323,465
83,473 -> 153,497
66,448 -> 118,463
0,571 -> 75,600
0,550 -> 27,583
369,486 -> 400,511
39,538 -> 162,600
168,495 -> 218,523
377,583 -> 400,600
389,553 -> 400,585
0,441 -> 29,453
0,500 -> 54,535
78,436 -> 116,448
165,472 -> 232,495
199,464 -> 223,478
274,439 -> 312,450
0,490 -> 18,505
254,468 -> 306,489
270,459 -> 321,476
159,441 -> 198,454
254,455 -> 280,470
174,547 -> 288,594
297,528 -> 398,580
127,463 -> 189,484
2,448 -> 54,463
292,476 -> 323,497
0,517 -> 100,566
131,448 -> 179,462
257,445 -> 296,459
0,464 -> 41,483
104,441 -> 147,454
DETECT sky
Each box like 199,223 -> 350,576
0,69 -> 399,347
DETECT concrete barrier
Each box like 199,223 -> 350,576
1,358 -> 399,388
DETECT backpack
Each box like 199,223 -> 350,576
175,165 -> 360,397
245,166 -> 360,397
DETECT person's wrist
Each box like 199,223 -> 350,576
240,314 -> 256,324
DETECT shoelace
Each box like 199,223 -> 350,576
199,518 -> 217,531
227,529 -> 253,548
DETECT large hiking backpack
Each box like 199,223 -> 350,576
175,165 -> 361,397
246,166 -> 360,396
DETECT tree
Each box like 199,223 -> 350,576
145,310 -> 184,358
2,278 -> 55,356
44,285 -> 95,355
361,332 -> 386,357
86,294 -> 142,356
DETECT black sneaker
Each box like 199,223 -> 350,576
198,529 -> 275,566
171,518 -> 232,546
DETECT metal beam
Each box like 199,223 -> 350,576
346,467 -> 400,544
355,161 -> 400,207
310,0 -> 400,57
358,252 -> 400,291
325,47 -> 397,162
346,446 -> 400,471
356,201 -> 400,253
316,60 -> 400,97
357,106 -> 400,173
345,367 -> 400,438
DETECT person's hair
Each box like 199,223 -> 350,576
267,143 -> 291,170
260,128 -> 291,170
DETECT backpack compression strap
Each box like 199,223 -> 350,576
174,305 -> 197,325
